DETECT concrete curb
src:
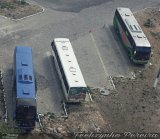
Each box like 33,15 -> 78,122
0,1 -> 45,22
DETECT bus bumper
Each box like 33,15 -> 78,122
132,59 -> 148,65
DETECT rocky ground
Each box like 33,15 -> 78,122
0,0 -> 42,19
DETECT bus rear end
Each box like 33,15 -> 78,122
132,46 -> 151,64
68,87 -> 87,102
16,99 -> 36,130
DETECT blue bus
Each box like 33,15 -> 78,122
13,46 -> 36,130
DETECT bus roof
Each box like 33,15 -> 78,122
15,46 -> 36,99
116,7 -> 151,47
54,38 -> 87,88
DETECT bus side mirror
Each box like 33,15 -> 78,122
51,41 -> 54,47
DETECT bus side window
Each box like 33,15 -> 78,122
24,75 -> 28,80
126,31 -> 129,36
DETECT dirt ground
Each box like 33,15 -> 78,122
0,0 -> 42,19
33,8 -> 160,138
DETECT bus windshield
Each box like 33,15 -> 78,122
69,87 -> 87,95
134,47 -> 151,60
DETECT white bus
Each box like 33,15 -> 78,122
51,38 -> 87,102
113,7 -> 151,64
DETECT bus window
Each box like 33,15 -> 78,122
69,87 -> 87,95
16,106 -> 36,119
24,75 -> 28,80
134,47 -> 151,60
29,76 -> 32,81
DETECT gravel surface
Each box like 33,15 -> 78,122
0,0 -> 42,19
